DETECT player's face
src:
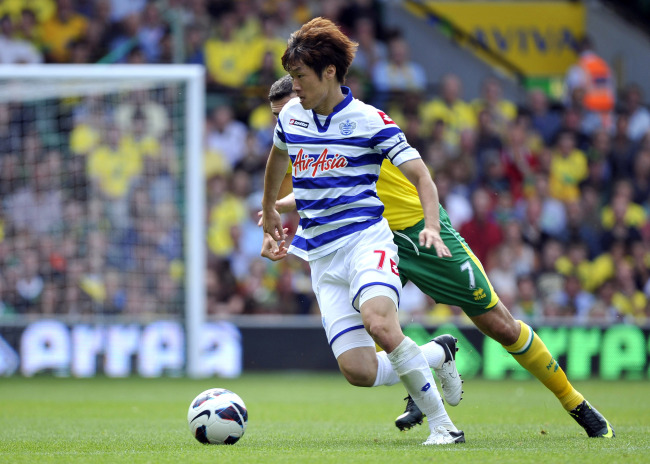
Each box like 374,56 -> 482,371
288,62 -> 329,112
270,94 -> 295,120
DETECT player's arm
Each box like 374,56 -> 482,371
397,158 -> 452,258
262,144 -> 290,240
259,162 -> 295,262
278,172 -> 293,200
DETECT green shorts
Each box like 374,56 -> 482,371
393,211 -> 499,317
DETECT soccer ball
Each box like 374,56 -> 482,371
187,388 -> 248,445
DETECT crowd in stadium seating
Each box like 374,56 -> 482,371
0,86 -> 185,317
0,0 -> 649,325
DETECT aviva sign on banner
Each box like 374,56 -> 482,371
414,1 -> 586,76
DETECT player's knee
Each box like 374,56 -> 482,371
360,297 -> 399,345
492,322 -> 519,345
363,313 -> 392,344
488,305 -> 520,345
365,318 -> 406,354
472,301 -> 520,345
503,320 -> 522,345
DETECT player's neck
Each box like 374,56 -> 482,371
313,84 -> 345,116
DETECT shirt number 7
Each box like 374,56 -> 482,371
374,250 -> 399,276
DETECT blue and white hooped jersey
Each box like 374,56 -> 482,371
273,86 -> 421,261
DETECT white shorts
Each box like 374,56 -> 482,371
309,219 -> 402,358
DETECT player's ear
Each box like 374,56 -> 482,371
323,64 -> 336,81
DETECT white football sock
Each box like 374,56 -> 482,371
374,340 -> 446,386
372,351 -> 400,387
420,339 -> 446,369
387,337 -> 457,433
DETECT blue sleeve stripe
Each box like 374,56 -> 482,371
291,217 -> 383,251
293,173 -> 378,190
369,127 -> 402,147
299,206 -> 385,230
275,128 -> 286,143
296,189 -> 377,210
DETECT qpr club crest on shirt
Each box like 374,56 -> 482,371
339,119 -> 356,136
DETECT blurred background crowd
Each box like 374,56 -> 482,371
0,0 -> 649,326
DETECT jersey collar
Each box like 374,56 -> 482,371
312,86 -> 353,133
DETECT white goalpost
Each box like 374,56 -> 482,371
0,65 -> 206,377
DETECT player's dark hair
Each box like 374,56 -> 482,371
268,75 -> 294,102
282,17 -> 358,84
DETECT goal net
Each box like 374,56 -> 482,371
0,65 -> 208,377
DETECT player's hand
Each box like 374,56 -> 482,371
262,208 -> 286,240
260,232 -> 289,261
257,193 -> 297,226
419,227 -> 452,258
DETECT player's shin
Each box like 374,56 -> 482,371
505,320 -> 584,411
386,337 -> 457,432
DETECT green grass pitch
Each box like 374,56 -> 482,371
0,374 -> 647,463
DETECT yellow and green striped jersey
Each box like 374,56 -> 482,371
376,160 -> 423,231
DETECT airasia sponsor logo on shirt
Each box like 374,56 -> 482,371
293,148 -> 348,177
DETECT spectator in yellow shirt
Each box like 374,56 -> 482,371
204,12 -> 256,91
611,260 -> 648,323
0,0 -> 55,23
548,130 -> 588,202
420,73 -> 476,150
601,180 -> 647,231
472,76 -> 517,135
121,109 -> 160,159
248,16 -> 286,81
40,0 -> 87,63
87,125 -> 141,199
206,175 -> 247,257
554,241 -> 595,291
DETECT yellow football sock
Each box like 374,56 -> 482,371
504,320 -> 584,411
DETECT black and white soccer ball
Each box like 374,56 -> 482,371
187,388 -> 248,445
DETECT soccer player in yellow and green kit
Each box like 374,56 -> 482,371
261,74 -> 614,439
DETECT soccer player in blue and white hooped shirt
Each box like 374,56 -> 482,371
261,18 -> 464,445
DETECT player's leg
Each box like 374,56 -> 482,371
393,220 -> 471,407
311,254 -> 400,388
359,293 -> 462,444
471,301 -> 585,410
471,303 -> 614,438
326,296 -> 463,442
395,214 -> 614,437
349,221 -> 463,444
310,242 -> 416,388
392,333 -> 462,430
318,269 -> 461,442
